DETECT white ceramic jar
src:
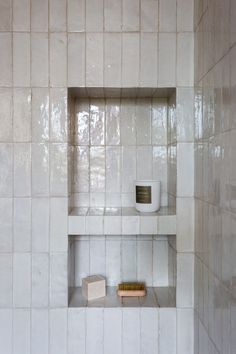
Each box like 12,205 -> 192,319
135,180 -> 161,213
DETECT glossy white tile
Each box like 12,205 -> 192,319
31,33 -> 49,87
31,0 -> 48,31
13,33 -> 30,87
13,0 -> 30,31
0,33 -> 12,86
49,0 -> 66,31
32,254 -> 49,307
31,310 -> 49,354
68,33 -> 86,87
13,253 -> 31,308
13,198 -> 31,252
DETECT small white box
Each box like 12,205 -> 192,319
82,275 -> 106,301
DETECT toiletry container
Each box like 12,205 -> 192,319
135,180 -> 161,212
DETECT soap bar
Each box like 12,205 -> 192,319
82,275 -> 106,301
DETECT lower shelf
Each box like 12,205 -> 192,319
68,286 -> 176,308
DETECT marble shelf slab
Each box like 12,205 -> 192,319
68,207 -> 176,235
68,286 -> 176,308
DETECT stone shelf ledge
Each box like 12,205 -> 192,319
68,286 -> 176,308
68,207 -> 176,235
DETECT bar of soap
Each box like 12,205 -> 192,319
82,275 -> 106,301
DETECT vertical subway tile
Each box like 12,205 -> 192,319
31,0 -> 48,32
86,33 -> 103,86
68,0 -> 85,32
177,0 -> 194,31
122,0 -> 139,31
177,143 -> 194,197
13,144 -> 31,197
106,239 -> 121,286
68,33 -> 86,87
122,308 -> 140,354
0,143 -> 13,197
152,98 -> 168,145
122,238 -> 137,281
176,253 -> 194,308
31,33 -> 49,87
31,309 -> 49,354
13,309 -> 30,354
106,147 -> 121,194
120,99 -> 136,145
0,309 -> 12,354
74,99 -> 90,145
74,146 -> 89,193
159,309 -> 177,354
74,240 -> 89,286
50,253 -> 67,307
153,240 -> 169,286
13,88 -> 31,143
177,33 -> 194,87
49,0 -> 67,31
136,99 -> 151,145
137,146 -> 153,180
159,0 -> 176,32
176,197 -> 194,252
121,146 -> 136,193
0,89 -> 12,142
0,0 -> 12,30
104,33 -> 122,87
49,309 -> 67,354
50,33 -> 67,87
140,33 -> 158,87
32,88 -> 49,143
0,33 -> 12,86
32,143 -> 49,196
177,88 -> 194,142
13,253 -> 31,308
86,308 -> 104,354
140,308 -> 159,354
90,147 -> 105,192
50,88 -> 67,142
90,99 -> 105,145
106,98 -> 121,145
50,144 -> 68,196
0,255 -> 12,307
90,238 -> 106,276
32,198 -> 49,252
137,240 -> 153,285
104,308 -> 122,354
158,33 -> 176,87
13,33 -> 30,87
141,0 -> 158,32
50,198 -> 68,252
104,0 -> 122,31
0,199 -> 12,252
32,253 -> 49,308
68,308 -> 86,354
177,309 -> 194,354
13,0 -> 30,31
122,33 -> 139,87
86,0 -> 103,31
13,198 -> 31,252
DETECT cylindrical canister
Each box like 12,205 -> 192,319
135,180 -> 161,212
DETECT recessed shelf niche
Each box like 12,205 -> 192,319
67,87 -> 177,308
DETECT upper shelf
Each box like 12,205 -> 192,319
68,206 -> 176,235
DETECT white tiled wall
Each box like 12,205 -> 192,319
71,97 -> 168,208
0,0 -> 195,353
194,0 -> 236,353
